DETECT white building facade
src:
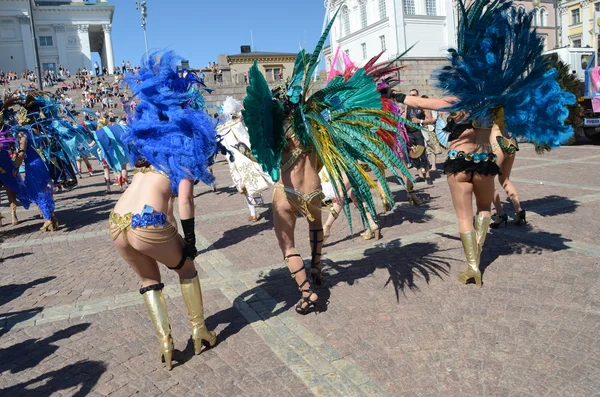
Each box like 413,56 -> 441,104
323,0 -> 457,69
0,0 -> 115,74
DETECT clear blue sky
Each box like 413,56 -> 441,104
93,0 -> 327,68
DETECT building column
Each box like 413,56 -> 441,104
103,24 -> 115,74
53,24 -> 68,70
18,16 -> 35,71
560,6 -> 569,46
77,24 -> 93,71
582,1 -> 591,46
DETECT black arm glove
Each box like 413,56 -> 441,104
394,93 -> 407,104
180,218 -> 197,260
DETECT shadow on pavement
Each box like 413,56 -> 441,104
503,195 -> 579,218
206,240 -> 452,346
438,228 -> 572,280
200,208 -> 274,254
325,240 -> 452,301
0,252 -> 33,262
0,276 -> 55,307
0,359 -> 106,397
0,308 -> 43,337
0,323 -> 91,374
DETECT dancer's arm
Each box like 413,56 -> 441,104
12,133 -> 27,174
397,94 -> 458,111
178,178 -> 197,260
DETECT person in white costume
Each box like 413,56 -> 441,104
216,97 -> 273,221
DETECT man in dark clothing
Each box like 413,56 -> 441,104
405,89 -> 433,184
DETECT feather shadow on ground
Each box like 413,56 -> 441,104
325,239 -> 453,302
438,228 -> 572,276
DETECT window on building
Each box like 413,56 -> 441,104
573,39 -> 582,47
532,9 -> 538,26
379,0 -> 386,19
359,0 -> 368,29
342,5 -> 350,36
582,54 -> 591,69
403,0 -> 415,15
596,2 -> 600,12
571,9 -> 580,25
39,36 -> 53,46
273,67 -> 282,80
540,8 -> 547,27
541,36 -> 547,50
361,43 -> 367,59
425,0 -> 437,16
380,35 -> 386,52
42,63 -> 56,73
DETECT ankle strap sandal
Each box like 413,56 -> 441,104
286,254 -> 318,315
309,229 -> 324,286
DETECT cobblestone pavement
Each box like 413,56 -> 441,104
1,145 -> 599,397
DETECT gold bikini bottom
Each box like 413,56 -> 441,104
108,211 -> 179,247
274,183 -> 324,222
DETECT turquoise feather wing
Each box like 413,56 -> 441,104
242,61 -> 285,182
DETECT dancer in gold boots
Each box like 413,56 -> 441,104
111,51 -> 218,369
395,0 -> 575,286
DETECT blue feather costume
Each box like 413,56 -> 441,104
121,51 -> 217,195
435,0 -> 575,147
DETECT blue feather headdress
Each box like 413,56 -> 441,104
435,0 -> 575,147
121,50 -> 217,195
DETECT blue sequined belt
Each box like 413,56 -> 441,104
447,150 -> 497,163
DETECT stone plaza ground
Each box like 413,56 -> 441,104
1,144 -> 599,397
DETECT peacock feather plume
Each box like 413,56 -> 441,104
436,0 -> 575,147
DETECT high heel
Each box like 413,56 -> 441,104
407,190 -> 423,206
180,273 -> 217,355
40,216 -> 59,232
490,213 -> 508,229
140,283 -> 174,370
309,229 -> 324,286
514,210 -> 527,226
360,227 -> 380,241
457,231 -> 481,287
286,254 -> 318,315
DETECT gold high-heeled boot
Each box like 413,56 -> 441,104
141,284 -> 174,370
10,203 -> 18,226
180,274 -> 217,355
457,231 -> 481,287
474,215 -> 491,264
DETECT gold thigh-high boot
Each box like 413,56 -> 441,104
180,273 -> 217,355
457,231 -> 481,287
474,215 -> 491,265
140,283 -> 174,370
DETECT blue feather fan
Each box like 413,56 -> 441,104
121,51 -> 217,195
435,0 -> 575,147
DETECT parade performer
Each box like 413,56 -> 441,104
216,97 -> 272,222
0,128 -> 29,227
243,11 -> 413,314
111,51 -> 217,370
396,0 -> 575,287
1,94 -> 61,231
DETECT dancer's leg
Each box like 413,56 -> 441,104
272,188 -> 318,313
498,154 -> 522,214
447,173 -> 479,286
